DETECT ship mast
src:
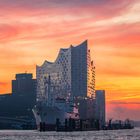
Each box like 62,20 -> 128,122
44,75 -> 55,106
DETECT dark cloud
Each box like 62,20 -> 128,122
0,0 -> 135,7
0,0 -> 137,19
0,0 -> 120,8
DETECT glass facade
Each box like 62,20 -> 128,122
36,40 -> 95,102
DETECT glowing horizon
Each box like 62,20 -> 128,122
0,0 -> 140,120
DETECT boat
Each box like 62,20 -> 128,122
33,98 -> 79,131
32,75 -> 79,131
103,119 -> 134,130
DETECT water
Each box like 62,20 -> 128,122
0,128 -> 139,140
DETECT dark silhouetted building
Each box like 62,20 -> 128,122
0,73 -> 36,120
95,90 -> 106,127
75,97 -> 95,119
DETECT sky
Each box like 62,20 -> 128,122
0,0 -> 140,120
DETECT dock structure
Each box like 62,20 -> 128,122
39,118 -> 101,132
39,118 -> 134,132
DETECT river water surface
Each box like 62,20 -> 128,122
0,128 -> 139,140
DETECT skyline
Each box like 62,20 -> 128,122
0,0 -> 140,120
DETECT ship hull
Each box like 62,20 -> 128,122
33,105 -> 78,130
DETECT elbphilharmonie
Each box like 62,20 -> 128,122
33,40 -> 96,129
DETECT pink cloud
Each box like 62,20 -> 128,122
106,102 -> 140,121
0,82 -> 8,86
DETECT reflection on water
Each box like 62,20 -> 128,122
0,128 -> 139,140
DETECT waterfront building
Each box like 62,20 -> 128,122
0,73 -> 36,120
12,73 -> 36,95
11,73 -> 36,118
36,40 -> 95,119
37,40 -> 95,100
95,90 -> 106,127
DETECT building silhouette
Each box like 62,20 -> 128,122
0,73 -> 36,121
95,90 -> 106,127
